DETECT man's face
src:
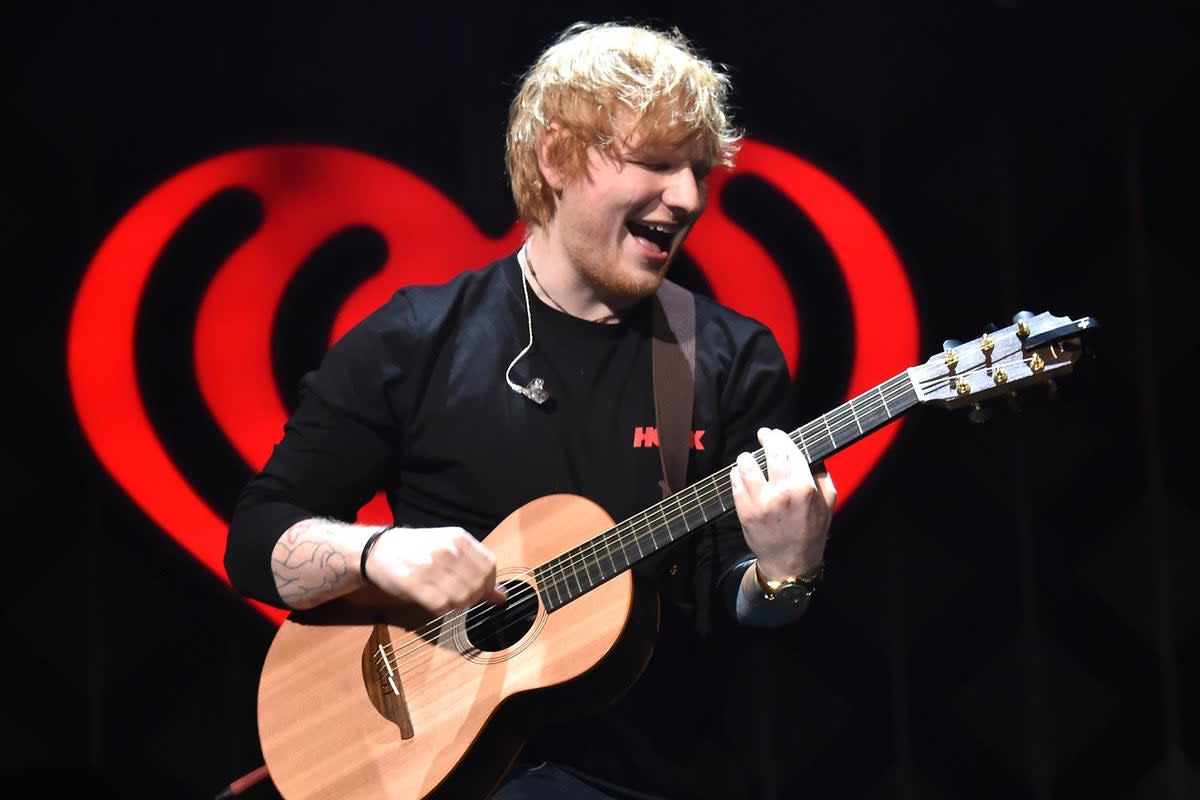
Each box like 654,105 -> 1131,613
548,128 -> 710,302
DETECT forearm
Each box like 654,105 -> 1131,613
271,518 -> 385,610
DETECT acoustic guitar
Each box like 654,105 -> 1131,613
255,310 -> 1097,799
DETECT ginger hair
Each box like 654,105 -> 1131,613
505,21 -> 742,227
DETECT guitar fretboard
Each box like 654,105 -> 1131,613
533,372 -> 919,611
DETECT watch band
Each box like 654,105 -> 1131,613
754,559 -> 826,602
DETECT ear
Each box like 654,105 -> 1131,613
536,122 -> 568,192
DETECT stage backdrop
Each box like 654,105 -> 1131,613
6,3 -> 1197,799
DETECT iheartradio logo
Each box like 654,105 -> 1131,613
68,141 -> 917,622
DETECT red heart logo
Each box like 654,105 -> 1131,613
68,142 -> 916,624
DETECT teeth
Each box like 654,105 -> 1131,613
642,222 -> 675,234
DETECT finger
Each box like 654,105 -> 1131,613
458,530 -> 498,573
476,560 -> 504,606
442,545 -> 498,607
729,459 -> 745,497
761,427 -> 801,484
813,463 -> 837,509
436,529 -> 491,583
753,429 -> 792,484
455,532 -> 506,606
732,451 -> 765,501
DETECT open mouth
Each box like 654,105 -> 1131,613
626,220 -> 677,254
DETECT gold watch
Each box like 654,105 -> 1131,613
754,559 -> 826,603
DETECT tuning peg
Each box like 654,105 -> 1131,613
1012,310 -> 1035,338
942,339 -> 961,367
968,402 -> 993,424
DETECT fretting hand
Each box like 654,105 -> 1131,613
729,427 -> 836,579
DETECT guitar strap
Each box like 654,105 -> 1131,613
651,278 -> 695,498
650,277 -> 698,618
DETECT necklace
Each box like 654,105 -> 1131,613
521,247 -> 620,324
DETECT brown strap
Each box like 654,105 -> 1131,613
652,279 -> 696,498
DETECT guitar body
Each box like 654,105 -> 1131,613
257,494 -> 660,800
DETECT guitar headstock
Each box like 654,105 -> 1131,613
909,311 -> 1098,410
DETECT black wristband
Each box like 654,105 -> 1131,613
360,526 -> 393,585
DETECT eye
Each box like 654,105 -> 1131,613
629,159 -> 672,172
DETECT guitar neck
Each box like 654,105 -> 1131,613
535,371 -> 919,611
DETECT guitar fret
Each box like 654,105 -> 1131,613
579,544 -> 596,589
700,482 -> 715,525
876,384 -> 891,417
595,543 -> 610,583
820,414 -> 838,452
632,512 -> 654,555
542,563 -> 563,610
571,555 -> 584,596
608,526 -> 631,572
829,418 -> 846,449
663,491 -> 686,540
610,532 -> 625,577
593,539 -> 610,582
598,530 -> 618,581
576,543 -> 593,592
548,557 -> 569,607
848,398 -> 865,434
713,482 -> 731,516
797,428 -> 812,462
651,508 -> 669,548
650,507 -> 672,549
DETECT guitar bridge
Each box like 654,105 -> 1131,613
361,623 -> 415,738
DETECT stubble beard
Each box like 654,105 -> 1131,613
565,238 -> 673,304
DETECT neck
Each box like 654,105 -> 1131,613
520,236 -> 628,324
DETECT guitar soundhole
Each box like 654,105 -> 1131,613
464,578 -> 539,652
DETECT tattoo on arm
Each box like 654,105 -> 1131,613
272,519 -> 353,608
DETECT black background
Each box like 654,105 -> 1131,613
6,2 -> 1198,798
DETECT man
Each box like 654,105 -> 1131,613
225,21 -> 835,800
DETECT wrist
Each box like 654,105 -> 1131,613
753,555 -> 823,583
753,558 -> 825,602
359,526 -> 393,585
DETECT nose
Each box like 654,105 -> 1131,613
662,167 -> 703,219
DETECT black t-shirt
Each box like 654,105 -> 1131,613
225,251 -> 798,798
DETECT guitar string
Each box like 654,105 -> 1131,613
373,360 -> 1044,707
370,358 -> 1014,686
385,355 -> 1019,711
373,354 -> 1029,678
372,354 -> 1026,676
375,372 -> 916,664
372,347 -> 1041,681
